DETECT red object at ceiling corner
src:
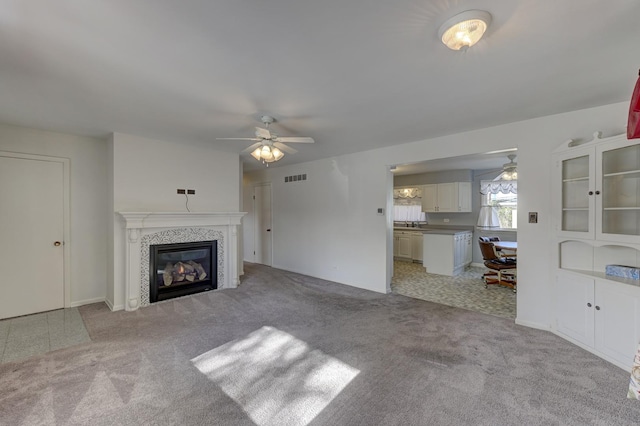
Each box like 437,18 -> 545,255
628,69 -> 640,139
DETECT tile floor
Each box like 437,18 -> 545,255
0,308 -> 91,364
391,260 -> 517,319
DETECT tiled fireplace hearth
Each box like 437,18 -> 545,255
118,212 -> 245,311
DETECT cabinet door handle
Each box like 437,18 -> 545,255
595,190 -> 601,195
595,305 -> 601,310
587,303 -> 592,307
588,191 -> 594,195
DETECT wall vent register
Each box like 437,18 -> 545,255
285,174 -> 307,183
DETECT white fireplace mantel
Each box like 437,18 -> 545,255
118,211 -> 246,311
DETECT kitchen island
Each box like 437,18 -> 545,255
393,226 -> 473,275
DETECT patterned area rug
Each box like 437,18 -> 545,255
391,261 -> 516,319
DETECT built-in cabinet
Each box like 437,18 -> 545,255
393,231 -> 413,259
553,132 -> 640,370
423,231 -> 472,276
411,232 -> 423,262
556,132 -> 640,243
556,269 -> 640,369
421,182 -> 471,213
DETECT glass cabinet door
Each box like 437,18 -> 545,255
599,142 -> 640,237
559,150 -> 594,237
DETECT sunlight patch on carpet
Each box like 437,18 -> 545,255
191,326 -> 359,426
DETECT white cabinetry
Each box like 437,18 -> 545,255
555,132 -> 640,243
411,232 -> 423,262
423,231 -> 472,276
556,269 -> 640,369
421,182 -> 471,213
553,132 -> 640,370
393,231 -> 413,259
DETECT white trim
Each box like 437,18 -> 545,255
0,151 -> 71,310
515,318 -> 550,331
70,297 -> 105,308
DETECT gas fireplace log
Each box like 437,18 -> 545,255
187,260 -> 207,280
163,263 -> 174,286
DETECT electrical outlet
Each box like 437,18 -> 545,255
187,189 -> 195,195
443,218 -> 450,223
177,189 -> 186,194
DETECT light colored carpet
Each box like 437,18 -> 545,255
0,263 -> 638,425
392,260 -> 517,319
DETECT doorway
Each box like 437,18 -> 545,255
253,183 -> 272,266
0,153 -> 69,320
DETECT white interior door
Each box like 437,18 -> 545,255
0,155 -> 65,319
254,184 -> 272,266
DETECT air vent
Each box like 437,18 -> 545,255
284,174 -> 307,183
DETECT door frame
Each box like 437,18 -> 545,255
0,151 -> 71,308
253,182 -> 273,266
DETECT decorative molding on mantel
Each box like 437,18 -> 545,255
118,212 -> 245,229
117,211 -> 246,311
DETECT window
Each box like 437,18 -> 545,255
393,188 -> 426,223
478,180 -> 517,229
486,191 -> 517,229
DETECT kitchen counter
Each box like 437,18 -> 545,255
393,227 -> 472,235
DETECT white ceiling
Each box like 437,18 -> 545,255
0,1 -> 638,171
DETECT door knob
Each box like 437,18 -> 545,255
54,241 -> 62,246
266,229 -> 271,232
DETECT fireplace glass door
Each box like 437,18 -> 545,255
149,240 -> 217,302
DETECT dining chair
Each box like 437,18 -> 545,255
478,240 -> 517,292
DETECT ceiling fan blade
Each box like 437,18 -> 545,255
216,137 -> 261,141
273,142 -> 297,154
255,127 -> 271,139
241,142 -> 263,153
274,136 -> 314,144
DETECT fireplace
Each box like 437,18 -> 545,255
149,240 -> 217,302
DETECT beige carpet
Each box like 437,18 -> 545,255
0,263 -> 638,425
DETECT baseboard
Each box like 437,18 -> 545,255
69,297 -> 105,308
470,262 -> 484,268
104,298 -> 124,312
515,318 -> 550,331
551,330 -> 629,372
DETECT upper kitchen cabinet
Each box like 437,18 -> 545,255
421,182 -> 471,213
554,133 -> 640,243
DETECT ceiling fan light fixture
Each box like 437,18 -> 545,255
250,144 -> 284,164
496,154 -> 517,180
272,147 -> 284,161
438,10 -> 491,51
251,147 -> 262,161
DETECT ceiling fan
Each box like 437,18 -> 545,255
500,154 -> 518,180
217,115 -> 314,165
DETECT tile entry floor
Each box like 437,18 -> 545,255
391,260 -> 517,319
0,308 -> 91,364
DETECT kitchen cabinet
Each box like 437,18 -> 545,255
393,231 -> 413,259
556,269 -> 640,369
411,232 -> 423,262
421,182 -> 471,213
423,231 -> 472,276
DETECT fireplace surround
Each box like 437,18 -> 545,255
118,212 -> 245,311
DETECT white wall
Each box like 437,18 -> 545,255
0,123 -> 108,305
108,133 -> 241,309
244,102 -> 628,330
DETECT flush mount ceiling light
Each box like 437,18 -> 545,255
438,10 -> 492,51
